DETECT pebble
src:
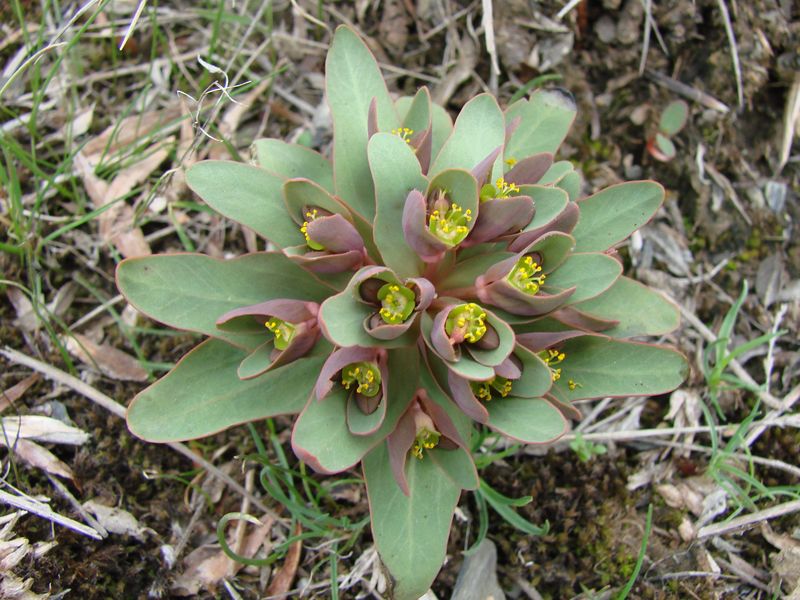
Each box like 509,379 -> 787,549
616,0 -> 643,45
764,180 -> 788,213
451,539 -> 506,600
595,15 -> 617,44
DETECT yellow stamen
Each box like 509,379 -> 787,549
495,177 -> 520,199
411,428 -> 440,459
470,376 -> 513,401
428,200 -> 472,246
341,362 -> 381,397
507,255 -> 546,295
445,303 -> 487,343
265,318 -> 296,351
539,348 -> 567,382
300,208 -> 325,250
377,282 -> 415,324
391,127 -> 414,143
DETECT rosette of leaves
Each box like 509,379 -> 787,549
117,26 -> 687,599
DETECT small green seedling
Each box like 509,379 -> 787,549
647,99 -> 689,162
116,26 -> 688,598
570,432 -> 608,462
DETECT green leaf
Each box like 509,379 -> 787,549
237,341 -> 272,379
442,352 -> 495,381
659,100 -> 688,136
429,94 -> 505,177
282,177 -> 349,220
186,161 -> 299,248
420,362 -> 473,445
526,231 -> 575,273
327,25 -> 399,220
518,185 -> 568,231
318,291 -> 377,347
466,312 -> 515,368
536,162 -> 582,201
395,95 -> 453,161
573,276 -> 680,337
572,181 -> 664,252
117,253 -> 333,349
283,177 -> 381,264
439,250 -> 514,292
318,291 -> 418,348
505,89 -> 577,159
552,337 -> 688,402
347,397 -> 385,435
654,133 -> 676,160
556,170 -> 582,201
429,102 -> 455,164
292,347 -> 417,473
419,313 -> 495,380
369,132 -> 427,277
363,442 -> 461,600
544,253 -> 622,303
399,87 -> 431,134
127,338 -> 329,442
511,345 -> 552,398
429,446 -> 479,490
538,160 -> 574,185
427,168 -> 479,225
395,96 -> 413,121
487,397 -> 566,443
252,139 -> 335,193
478,479 -> 548,536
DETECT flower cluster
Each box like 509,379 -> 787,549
118,26 -> 687,598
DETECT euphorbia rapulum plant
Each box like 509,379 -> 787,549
117,26 -> 687,599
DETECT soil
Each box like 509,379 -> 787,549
2,0 -> 798,598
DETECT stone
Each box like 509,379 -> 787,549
451,539 -> 506,600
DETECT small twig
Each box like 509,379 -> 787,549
289,0 -> 330,33
579,397 -> 645,434
0,42 -> 67,101
703,160 -> 752,226
763,303 -> 788,395
778,77 -> 800,172
0,488 -> 103,540
564,424 -> 736,442
638,0 -> 653,75
68,294 -> 125,331
645,69 -> 730,113
419,4 -> 475,41
555,0 -> 583,20
119,0 -> 148,51
744,383 -> 800,449
45,473 -> 108,538
646,4 -> 669,57
481,0 -> 500,95
172,496 -> 206,563
574,397 -> 613,432
715,0 -> 744,110
643,438 -> 800,479
232,468 -> 256,567
651,571 -> 729,581
682,256 -> 731,285
675,306 -> 783,410
697,499 -> 800,539
0,346 -> 286,528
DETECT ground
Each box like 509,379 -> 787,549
1,1 -> 798,599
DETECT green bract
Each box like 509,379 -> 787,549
117,26 -> 688,598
